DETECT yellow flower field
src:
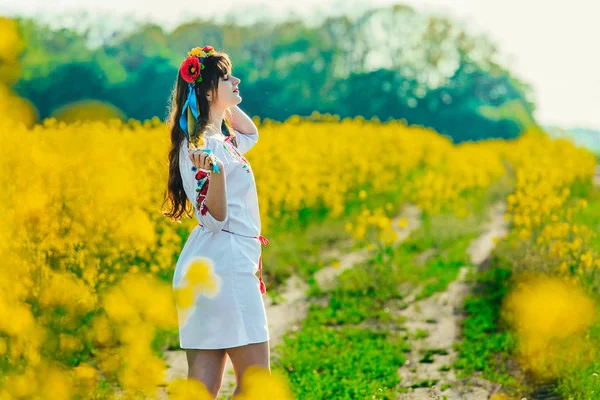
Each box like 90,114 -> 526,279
0,114 -> 597,398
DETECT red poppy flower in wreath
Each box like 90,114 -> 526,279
180,56 -> 201,83
202,46 -> 214,53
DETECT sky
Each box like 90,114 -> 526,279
2,0 -> 599,130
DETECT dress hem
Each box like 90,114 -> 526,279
179,337 -> 270,350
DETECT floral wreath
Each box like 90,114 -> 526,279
180,46 -> 216,84
178,45 -> 221,175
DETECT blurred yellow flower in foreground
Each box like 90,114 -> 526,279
397,217 -> 408,229
502,274 -> 597,378
177,257 -> 222,302
73,363 -> 98,389
187,257 -> 219,289
167,378 -> 213,400
0,103 -> 596,398
235,366 -> 294,400
174,285 -> 196,309
173,257 -> 222,328
489,394 -> 518,400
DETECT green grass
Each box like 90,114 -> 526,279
573,184 -> 600,254
274,248 -> 415,399
554,178 -> 600,398
551,181 -> 600,398
262,186 -> 408,297
419,348 -> 449,363
274,326 -> 408,399
453,256 -> 518,390
451,178 -> 600,398
413,328 -> 430,340
416,235 -> 475,300
410,379 -> 439,388
391,210 -> 481,300
556,323 -> 600,399
159,190 -> 407,351
274,203 -> 489,398
269,174 -> 600,398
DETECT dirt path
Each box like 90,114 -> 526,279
396,202 -> 508,400
162,204 -> 422,399
395,165 -> 599,399
315,205 -> 421,291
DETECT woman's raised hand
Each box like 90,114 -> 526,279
189,149 -> 224,173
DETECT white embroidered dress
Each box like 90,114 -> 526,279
172,130 -> 270,349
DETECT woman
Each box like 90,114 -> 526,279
163,46 -> 270,399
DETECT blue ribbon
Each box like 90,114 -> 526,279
179,83 -> 198,141
180,83 -> 220,174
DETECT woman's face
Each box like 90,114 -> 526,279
212,73 -> 242,109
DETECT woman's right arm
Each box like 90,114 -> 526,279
202,167 -> 227,222
183,146 -> 229,232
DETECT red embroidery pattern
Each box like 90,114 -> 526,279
193,136 -> 267,295
193,134 -> 252,215
194,169 -> 210,215
223,136 -> 252,174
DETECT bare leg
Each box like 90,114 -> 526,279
186,348 -> 228,399
226,341 -> 270,397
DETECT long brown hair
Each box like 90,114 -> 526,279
162,50 -> 234,222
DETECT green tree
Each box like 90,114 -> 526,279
12,6 -> 536,141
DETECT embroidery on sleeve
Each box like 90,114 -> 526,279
223,137 -> 252,174
225,134 -> 238,149
192,167 -> 210,214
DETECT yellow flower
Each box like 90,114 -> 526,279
174,285 -> 195,309
558,261 -> 568,272
1,94 -> 598,399
503,275 -> 596,378
580,250 -> 594,270
167,378 -> 213,400
73,364 -> 98,389
344,222 -> 353,233
235,366 -> 294,400
396,217 -> 408,229
186,258 -> 213,286
490,394 -> 518,400
184,256 -> 221,298
74,363 -> 97,380
187,47 -> 207,58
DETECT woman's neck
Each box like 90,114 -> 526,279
207,109 -> 225,137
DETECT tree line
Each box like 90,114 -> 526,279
10,5 -> 537,142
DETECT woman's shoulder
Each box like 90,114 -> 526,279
205,136 -> 239,166
181,136 -> 220,151
181,135 -> 240,166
